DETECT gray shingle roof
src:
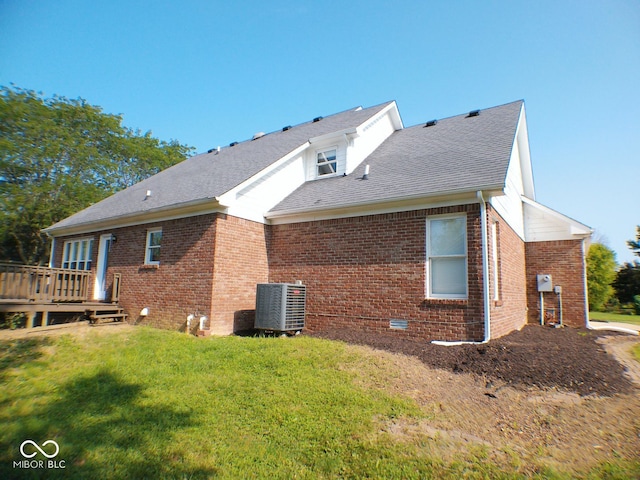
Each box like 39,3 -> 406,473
45,102 -> 395,232
269,100 -> 524,216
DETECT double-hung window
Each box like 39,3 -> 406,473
316,148 -> 337,177
145,228 -> 162,265
62,238 -> 94,270
426,215 -> 467,299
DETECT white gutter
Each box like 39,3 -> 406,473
43,196 -> 229,237
432,191 -> 492,346
267,184 -> 505,221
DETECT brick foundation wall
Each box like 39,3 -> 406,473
267,204 -> 486,342
525,240 -> 588,327
210,214 -> 269,335
488,208 -> 528,339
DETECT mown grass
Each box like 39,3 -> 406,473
589,311 -> 640,326
1,327 -> 638,479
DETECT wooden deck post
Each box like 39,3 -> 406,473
26,312 -> 36,329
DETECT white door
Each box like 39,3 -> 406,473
94,234 -> 113,300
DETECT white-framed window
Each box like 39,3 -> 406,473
426,215 -> 468,299
316,147 -> 338,177
62,238 -> 94,270
145,228 -> 162,265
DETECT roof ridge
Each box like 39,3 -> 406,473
403,99 -> 524,129
205,101 -> 396,153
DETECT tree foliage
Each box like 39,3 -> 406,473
612,226 -> 640,304
627,225 -> 640,258
0,85 -> 193,264
613,261 -> 640,304
586,243 -> 617,311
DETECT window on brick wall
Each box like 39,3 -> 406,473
62,238 -> 94,270
426,215 -> 467,299
145,228 -> 162,265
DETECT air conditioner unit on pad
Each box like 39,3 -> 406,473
255,283 -> 306,332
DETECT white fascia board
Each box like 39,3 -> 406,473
521,196 -> 592,237
43,197 -> 228,237
216,141 -> 310,205
515,104 -> 535,199
267,187 -> 503,225
308,128 -> 358,145
307,102 -> 403,145
384,101 -> 404,130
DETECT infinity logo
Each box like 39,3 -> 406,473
19,440 -> 60,459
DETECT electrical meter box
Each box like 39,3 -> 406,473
537,274 -> 553,292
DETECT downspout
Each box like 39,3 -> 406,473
48,236 -> 55,268
477,190 -> 491,342
583,237 -> 592,330
432,191 -> 491,346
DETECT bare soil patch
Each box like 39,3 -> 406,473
329,326 -> 640,474
310,324 -> 636,397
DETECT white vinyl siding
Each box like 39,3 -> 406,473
145,228 -> 162,265
426,215 -> 467,299
62,238 -> 94,270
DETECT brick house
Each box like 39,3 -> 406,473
44,100 -> 591,341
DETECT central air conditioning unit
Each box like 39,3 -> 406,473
255,283 -> 306,333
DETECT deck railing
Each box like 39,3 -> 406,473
0,263 -> 91,303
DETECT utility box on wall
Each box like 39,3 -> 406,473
255,283 -> 306,333
537,274 -> 553,292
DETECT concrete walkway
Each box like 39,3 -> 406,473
588,321 -> 640,335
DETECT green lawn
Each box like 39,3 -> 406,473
589,311 -> 640,326
0,327 -> 637,479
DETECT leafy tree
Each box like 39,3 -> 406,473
586,243 -> 617,311
627,225 -> 640,257
612,226 -> 640,305
613,261 -> 640,304
0,85 -> 193,264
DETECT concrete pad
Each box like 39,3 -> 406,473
588,321 -> 640,335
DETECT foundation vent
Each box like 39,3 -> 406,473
390,319 -> 409,330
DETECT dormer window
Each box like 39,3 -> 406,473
316,148 -> 337,177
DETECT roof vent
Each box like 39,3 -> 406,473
467,110 -> 480,117
230,141 -> 239,147
252,132 -> 265,140
424,119 -> 438,127
207,146 -> 221,154
313,116 -> 323,122
282,125 -> 292,131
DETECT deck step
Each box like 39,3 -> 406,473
88,307 -> 127,324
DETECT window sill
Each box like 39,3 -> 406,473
139,264 -> 159,271
423,297 -> 468,304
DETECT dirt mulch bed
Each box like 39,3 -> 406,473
309,324 -> 636,397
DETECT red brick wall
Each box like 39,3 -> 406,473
525,240 -> 588,327
210,214 -> 269,334
267,204 -> 487,342
488,208 -> 528,339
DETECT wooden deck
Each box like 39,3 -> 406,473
0,264 -> 126,328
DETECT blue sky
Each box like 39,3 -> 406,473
1,0 -> 638,263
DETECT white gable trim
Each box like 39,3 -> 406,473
521,196 -> 592,242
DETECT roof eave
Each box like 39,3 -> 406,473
43,197 -> 229,237
266,185 -> 505,223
